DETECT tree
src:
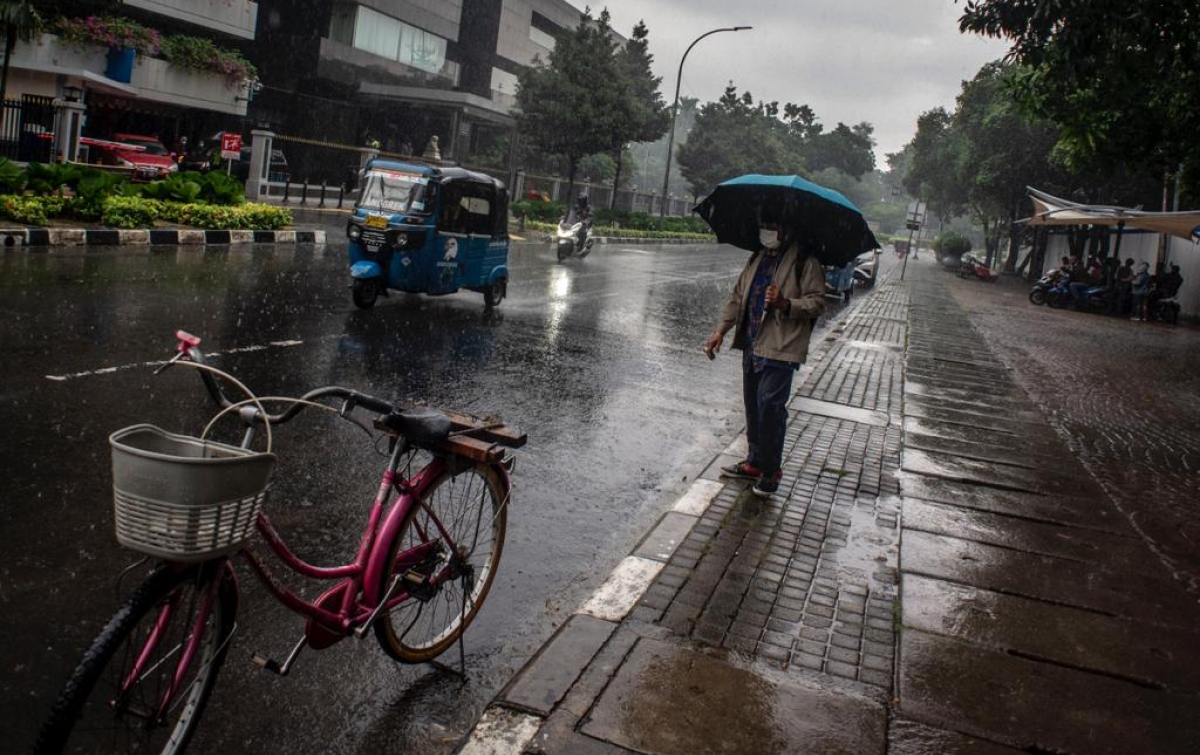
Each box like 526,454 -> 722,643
514,9 -> 625,201
805,122 -> 876,178
959,0 -> 1200,194
608,20 -> 669,206
903,107 -> 966,220
675,86 -> 792,197
0,1 -> 42,105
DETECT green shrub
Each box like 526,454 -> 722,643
164,202 -> 291,230
101,196 -> 165,228
24,162 -> 83,196
0,157 -> 24,193
511,199 -> 566,223
0,195 -> 67,226
140,174 -> 203,203
933,232 -> 972,258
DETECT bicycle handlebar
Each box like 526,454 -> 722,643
180,340 -> 393,425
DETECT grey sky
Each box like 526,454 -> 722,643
596,0 -> 1010,166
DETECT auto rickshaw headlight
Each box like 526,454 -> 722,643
395,233 -> 408,247
347,224 -> 363,241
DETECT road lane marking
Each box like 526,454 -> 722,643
45,340 -> 306,382
577,556 -> 664,622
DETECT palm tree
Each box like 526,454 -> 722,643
0,1 -> 43,106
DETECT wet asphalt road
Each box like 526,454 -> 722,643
0,239 -> 847,753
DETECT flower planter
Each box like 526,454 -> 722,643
105,47 -> 137,83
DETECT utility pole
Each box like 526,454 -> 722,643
900,201 -> 925,281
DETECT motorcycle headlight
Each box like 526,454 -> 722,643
347,224 -> 362,241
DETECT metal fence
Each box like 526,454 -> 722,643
0,96 -> 55,163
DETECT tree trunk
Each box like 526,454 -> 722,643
610,148 -> 622,211
0,25 -> 16,109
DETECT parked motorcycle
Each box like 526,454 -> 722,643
555,216 -> 593,261
1028,271 -> 1059,305
957,254 -> 998,282
852,250 -> 880,289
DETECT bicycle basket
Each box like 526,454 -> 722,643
110,424 -> 276,562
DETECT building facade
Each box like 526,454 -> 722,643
246,0 -> 600,182
3,0 -> 260,163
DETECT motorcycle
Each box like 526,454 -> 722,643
957,254 -> 998,282
852,250 -> 880,289
1028,271 -> 1059,305
555,215 -> 594,261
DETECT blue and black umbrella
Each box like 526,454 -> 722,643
694,174 -> 879,267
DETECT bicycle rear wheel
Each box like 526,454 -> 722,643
375,461 -> 507,663
36,561 -> 237,755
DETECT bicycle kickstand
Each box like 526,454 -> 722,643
251,636 -> 306,676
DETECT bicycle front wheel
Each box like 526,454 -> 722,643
36,561 -> 237,755
375,461 -> 507,663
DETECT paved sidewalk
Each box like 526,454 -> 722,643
458,262 -> 1200,755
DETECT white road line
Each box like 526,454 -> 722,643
577,556 -> 665,622
457,707 -> 542,755
44,340 -> 306,382
673,479 -> 724,517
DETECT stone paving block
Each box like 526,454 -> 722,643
902,529 -> 1200,628
903,498 -> 1160,575
583,637 -> 886,755
903,574 -> 1200,692
500,614 -> 617,716
888,719 -> 1025,755
899,629 -> 1200,755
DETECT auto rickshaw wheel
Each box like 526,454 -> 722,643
353,278 -> 381,309
484,278 -> 506,308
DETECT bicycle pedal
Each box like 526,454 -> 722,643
250,653 -> 283,675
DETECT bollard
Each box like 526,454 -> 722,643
319,181 -> 327,208
337,185 -> 345,209
282,179 -> 290,204
300,179 -> 308,206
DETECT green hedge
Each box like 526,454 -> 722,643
523,220 -> 711,240
101,196 -> 292,230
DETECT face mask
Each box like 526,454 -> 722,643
759,228 -> 780,249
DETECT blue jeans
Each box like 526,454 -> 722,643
742,363 -> 794,474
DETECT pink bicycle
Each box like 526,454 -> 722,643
36,331 -> 524,754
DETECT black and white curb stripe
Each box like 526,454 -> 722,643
0,228 -> 325,247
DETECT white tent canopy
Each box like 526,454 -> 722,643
1026,187 -> 1200,241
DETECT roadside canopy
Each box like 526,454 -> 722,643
1026,187 -> 1200,241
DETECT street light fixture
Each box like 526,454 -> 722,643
660,25 -> 751,217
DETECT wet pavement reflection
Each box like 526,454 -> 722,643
0,239 -> 848,753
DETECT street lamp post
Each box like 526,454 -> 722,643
660,26 -> 751,217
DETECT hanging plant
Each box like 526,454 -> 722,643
160,34 -> 259,88
54,15 -> 161,56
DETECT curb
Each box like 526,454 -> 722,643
0,227 -> 327,248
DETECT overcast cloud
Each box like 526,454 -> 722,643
596,0 -> 1011,166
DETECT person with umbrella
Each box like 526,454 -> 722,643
699,174 -> 878,497
703,203 -> 825,496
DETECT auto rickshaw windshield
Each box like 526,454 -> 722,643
358,169 -> 431,214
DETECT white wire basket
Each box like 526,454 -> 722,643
110,424 -> 276,562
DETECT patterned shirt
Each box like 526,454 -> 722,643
742,248 -> 797,372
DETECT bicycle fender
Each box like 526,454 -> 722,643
350,261 -> 382,279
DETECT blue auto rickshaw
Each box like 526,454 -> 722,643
824,261 -> 856,302
346,159 -> 510,309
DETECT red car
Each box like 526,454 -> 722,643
85,133 -> 179,181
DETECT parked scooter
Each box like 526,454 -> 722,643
1028,271 -> 1060,305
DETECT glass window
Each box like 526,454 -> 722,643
354,6 -> 401,60
528,25 -> 555,50
359,169 -> 430,214
400,25 -> 447,74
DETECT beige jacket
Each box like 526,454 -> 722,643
715,242 -> 826,364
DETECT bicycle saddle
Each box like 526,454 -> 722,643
383,407 -> 452,444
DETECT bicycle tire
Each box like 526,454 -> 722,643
35,562 -> 237,755
375,461 -> 507,663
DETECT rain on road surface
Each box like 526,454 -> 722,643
0,239 -> 849,753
